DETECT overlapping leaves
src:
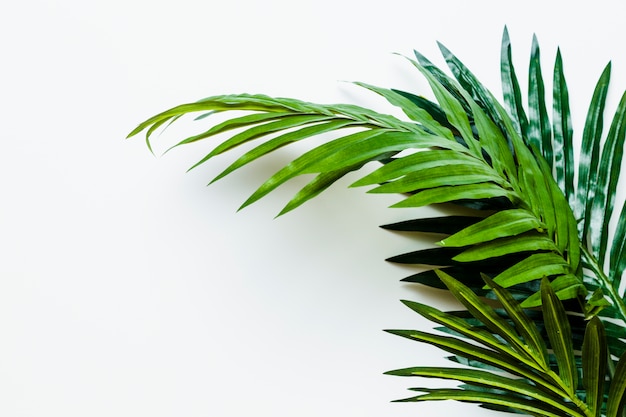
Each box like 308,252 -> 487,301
128,27 -> 626,416
127,35 -> 590,308
386,273 -> 626,417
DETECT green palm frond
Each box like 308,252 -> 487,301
128,41 -> 587,307
385,274 -> 602,417
128,27 -> 626,415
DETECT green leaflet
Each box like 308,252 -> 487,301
239,129 -> 424,210
500,26 -> 528,138
367,164 -> 507,194
380,216 -> 483,235
607,351 -> 626,417
482,274 -> 548,365
210,119 -> 358,181
351,149 -> 479,187
611,201 -> 626,283
352,82 -> 455,140
527,35 -> 553,167
386,368 -> 578,416
492,252 -> 571,288
522,274 -> 584,308
395,389 -> 577,417
391,183 -> 517,208
576,64 -> 611,240
452,232 -> 557,262
170,111 -> 299,150
589,90 -> 626,266
387,273 -> 592,416
439,209 -> 545,248
407,56 -> 482,157
552,49 -> 575,205
582,316 -> 607,416
541,277 -> 577,395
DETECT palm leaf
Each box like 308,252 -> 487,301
128,27 -> 626,415
552,48 -> 575,204
385,272 -> 593,416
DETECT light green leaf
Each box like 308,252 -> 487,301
210,119 -> 357,182
452,233 -> 557,262
351,149 -> 479,187
169,111 -> 296,150
368,164 -> 507,194
190,114 -> 336,170
391,183 -> 517,208
238,129 -> 384,210
440,209 -> 545,248
522,274 -> 584,307
589,90 -> 626,266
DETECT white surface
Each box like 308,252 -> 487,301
1,1 -> 625,416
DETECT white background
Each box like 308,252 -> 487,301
2,1 -> 625,416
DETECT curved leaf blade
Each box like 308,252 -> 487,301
552,49 -> 575,204
607,350 -> 626,417
440,209 -> 546,248
582,316 -> 607,416
541,277 -> 577,395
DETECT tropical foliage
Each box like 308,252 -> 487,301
128,27 -> 626,416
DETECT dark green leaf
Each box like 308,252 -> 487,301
607,350 -> 626,417
610,201 -> 626,283
589,90 -> 626,266
483,274 -> 549,365
500,26 -> 528,138
552,49 -> 575,205
527,35 -> 553,166
386,247 -> 463,265
354,82 -> 455,140
576,63 -> 611,239
380,216 -> 483,235
582,316 -> 607,416
540,277 -> 577,395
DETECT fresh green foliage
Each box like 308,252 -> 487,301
128,27 -> 626,416
386,274 -> 626,417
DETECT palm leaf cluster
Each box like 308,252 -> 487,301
128,27 -> 626,416
387,272 -> 626,417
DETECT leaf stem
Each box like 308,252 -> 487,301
582,246 -> 626,324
